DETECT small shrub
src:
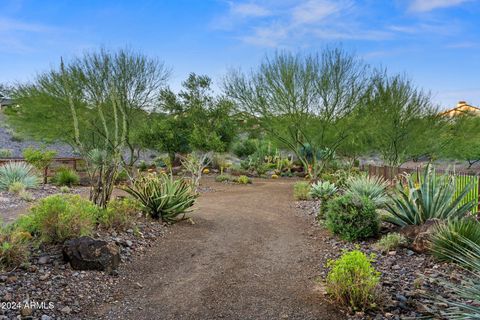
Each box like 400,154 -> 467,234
431,218 -> 480,264
375,233 -> 407,253
52,167 -> 80,186
19,194 -> 99,243
237,175 -> 251,184
0,162 -> 39,190
215,174 -> 233,183
0,149 -> 13,158
60,186 -> 70,193
125,173 -> 197,222
138,161 -> 149,172
345,175 -> 389,208
23,147 -> 57,184
98,198 -> 141,231
0,229 -> 31,270
19,190 -> 34,202
115,169 -> 129,183
326,249 -> 380,311
294,181 -> 311,200
8,181 -> 25,194
325,195 -> 379,241
231,139 -> 258,158
309,181 -> 337,201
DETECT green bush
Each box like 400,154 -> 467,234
309,181 -> 337,201
232,138 -> 258,158
115,169 -> 129,183
52,167 -> 80,186
325,195 -> 379,241
60,186 -> 70,193
345,175 -> 389,208
326,249 -> 380,311
98,198 -> 141,231
0,228 -> 31,270
431,218 -> 480,263
294,181 -> 311,200
385,165 -> 475,226
237,175 -> 251,184
17,194 -> 99,244
0,149 -> 13,158
0,162 -> 39,190
8,181 -> 25,194
375,233 -> 407,253
23,147 -> 56,184
125,173 -> 197,222
215,174 -> 233,182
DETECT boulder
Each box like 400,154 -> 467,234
62,236 -> 120,272
399,219 -> 442,253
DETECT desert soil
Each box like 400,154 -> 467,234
86,178 -> 342,320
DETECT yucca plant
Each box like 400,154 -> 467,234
345,175 -> 389,208
431,218 -> 480,263
385,165 -> 475,226
309,181 -> 337,201
431,234 -> 480,319
124,173 -> 197,222
0,162 -> 39,191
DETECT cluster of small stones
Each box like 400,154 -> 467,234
0,219 -> 166,320
295,200 -> 471,319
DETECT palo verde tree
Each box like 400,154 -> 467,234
224,48 -> 369,178
11,48 -> 169,207
361,72 -> 439,166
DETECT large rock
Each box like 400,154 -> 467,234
399,219 -> 442,253
62,236 -> 120,272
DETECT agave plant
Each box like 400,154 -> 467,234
431,234 -> 480,319
309,181 -> 337,201
124,173 -> 197,222
0,162 -> 39,191
345,175 -> 389,208
385,165 -> 475,226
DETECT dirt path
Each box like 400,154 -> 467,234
89,178 -> 342,320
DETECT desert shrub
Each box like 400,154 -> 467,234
0,228 -> 31,270
325,195 -> 379,241
345,175 -> 389,208
232,138 -> 258,158
237,175 -> 251,184
98,198 -> 141,231
125,173 -> 197,222
60,186 -> 70,193
326,249 -> 380,311
52,167 -> 80,186
18,190 -> 34,202
138,161 -> 149,172
309,181 -> 337,201
115,168 -> 129,183
294,181 -> 311,200
0,162 -> 39,190
229,164 -> 249,176
431,218 -> 480,264
0,149 -> 13,158
8,181 -> 25,194
375,233 -> 407,253
215,174 -> 233,183
23,147 -> 57,184
18,194 -> 99,243
385,165 -> 475,226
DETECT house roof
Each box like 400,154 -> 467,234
440,101 -> 480,117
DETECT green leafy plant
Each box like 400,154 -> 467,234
0,162 -> 39,190
237,175 -> 251,184
431,218 -> 480,263
98,198 -> 141,231
17,194 -> 99,243
385,165 -> 475,226
309,181 -> 337,201
52,166 -> 80,186
346,175 -> 389,208
294,181 -> 311,200
0,149 -> 13,158
22,147 -> 57,184
232,138 -> 258,158
326,249 -> 380,311
124,173 -> 197,222
375,233 -> 407,253
8,181 -> 25,194
215,174 -> 233,183
325,195 -> 379,241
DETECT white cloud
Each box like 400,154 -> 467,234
292,0 -> 342,24
0,18 -> 54,33
230,3 -> 271,17
409,0 -> 470,12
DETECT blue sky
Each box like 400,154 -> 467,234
0,0 -> 479,108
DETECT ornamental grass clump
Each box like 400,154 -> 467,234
125,173 -> 197,222
294,181 -> 311,200
345,175 -> 389,208
326,249 -> 380,311
0,162 -> 39,191
375,233 -> 407,253
385,165 -> 475,226
0,225 -> 31,270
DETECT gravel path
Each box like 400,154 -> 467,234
87,178 -> 342,320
